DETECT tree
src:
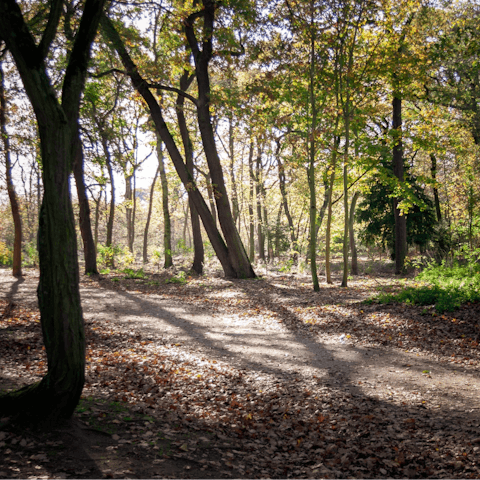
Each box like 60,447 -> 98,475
0,0 -> 107,422
0,59 -> 22,277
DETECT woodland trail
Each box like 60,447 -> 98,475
1,268 -> 479,413
1,267 -> 480,478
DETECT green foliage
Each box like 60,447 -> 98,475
176,238 -> 193,254
372,249 -> 480,312
0,242 -> 13,266
23,242 -> 38,266
165,271 -> 187,285
122,267 -> 146,279
97,244 -> 123,267
357,159 -> 437,257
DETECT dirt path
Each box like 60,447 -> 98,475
1,267 -> 480,479
2,269 -> 479,414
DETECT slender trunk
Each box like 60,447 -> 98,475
132,167 -> 137,252
308,16 -> 319,292
125,174 -> 134,252
94,189 -> 101,253
275,202 -> 283,257
278,154 -> 298,263
143,167 -> 159,263
430,153 -> 442,222
102,135 -> 115,255
248,142 -> 255,262
325,136 -> 339,284
341,116 -> 350,288
349,191 -> 359,275
228,115 -> 239,225
156,134 -> 173,269
0,62 -> 22,277
72,138 -> 98,274
183,202 -> 189,248
206,173 -> 218,229
393,95 -> 407,274
255,146 -> 265,261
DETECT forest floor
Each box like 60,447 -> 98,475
1,262 -> 480,479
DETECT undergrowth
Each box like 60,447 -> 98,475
372,255 -> 480,312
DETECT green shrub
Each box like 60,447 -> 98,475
0,242 -> 13,266
165,271 -> 187,285
371,250 -> 480,312
122,267 -> 145,279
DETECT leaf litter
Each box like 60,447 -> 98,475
0,268 -> 479,478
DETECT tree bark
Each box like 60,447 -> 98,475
325,136 -> 339,285
392,95 -> 407,274
101,134 -> 115,255
72,140 -> 98,274
248,142 -> 255,262
143,167 -> 159,263
0,61 -> 22,277
156,134 -> 173,269
176,71 -> 204,274
184,1 -> 255,278
430,153 -> 442,222
0,0 -> 106,422
254,145 -> 265,261
349,191 -> 359,275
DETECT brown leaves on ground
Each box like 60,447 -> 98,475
1,272 -> 480,479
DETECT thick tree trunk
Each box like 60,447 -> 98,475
0,62 -> 22,277
176,71 -> 204,274
392,95 -> 407,274
143,167 -> 159,263
72,140 -> 98,274
156,135 -> 173,269
0,0 -> 106,422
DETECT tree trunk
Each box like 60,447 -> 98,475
0,0 -> 106,422
341,115 -> 350,288
143,167 -> 159,263
392,95 -> 407,274
430,153 -> 442,222
248,142 -> 255,262
325,136 -> 339,285
176,71 -> 204,274
349,191 -> 359,276
228,115 -> 239,225
255,146 -> 265,261
72,141 -> 98,274
277,154 -> 298,263
125,173 -> 134,253
184,1 -> 255,278
308,19 -> 319,292
0,61 -> 22,277
102,135 -> 115,258
156,134 -> 173,269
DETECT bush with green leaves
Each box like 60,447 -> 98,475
0,242 -> 13,266
372,249 -> 480,312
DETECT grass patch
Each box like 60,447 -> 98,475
370,260 -> 480,312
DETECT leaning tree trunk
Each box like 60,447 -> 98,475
0,61 -> 22,277
0,0 -> 106,422
184,2 -> 255,279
